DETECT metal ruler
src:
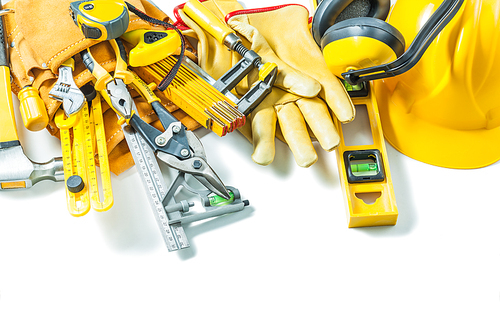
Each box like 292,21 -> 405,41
122,122 -> 189,251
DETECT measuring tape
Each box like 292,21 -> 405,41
122,117 -> 189,251
54,93 -> 113,217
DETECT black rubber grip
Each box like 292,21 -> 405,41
0,4 -> 9,67
0,140 -> 21,149
80,50 -> 95,73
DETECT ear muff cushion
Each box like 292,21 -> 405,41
311,0 -> 391,45
320,17 -> 406,58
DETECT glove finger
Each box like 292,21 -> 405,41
275,102 -> 317,168
250,106 -> 277,166
296,97 -> 340,152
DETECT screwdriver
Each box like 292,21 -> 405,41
18,85 -> 48,131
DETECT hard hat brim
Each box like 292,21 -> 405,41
375,82 -> 500,169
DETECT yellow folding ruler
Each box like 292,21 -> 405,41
335,81 -> 398,227
54,91 -> 113,216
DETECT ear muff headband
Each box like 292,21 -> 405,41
321,17 -> 405,57
342,0 -> 465,85
312,0 -> 391,45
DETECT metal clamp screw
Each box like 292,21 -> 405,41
180,149 -> 190,157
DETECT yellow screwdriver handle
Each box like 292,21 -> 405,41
183,0 -> 234,45
18,86 -> 49,132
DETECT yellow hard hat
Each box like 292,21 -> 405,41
374,0 -> 500,169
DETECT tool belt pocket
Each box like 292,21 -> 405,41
4,0 -> 171,130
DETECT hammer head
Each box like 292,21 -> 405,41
0,145 -> 64,189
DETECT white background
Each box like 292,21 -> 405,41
1,0 -> 499,332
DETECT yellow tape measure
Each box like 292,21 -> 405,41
54,92 -> 113,217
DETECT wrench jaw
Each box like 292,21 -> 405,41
49,65 -> 86,117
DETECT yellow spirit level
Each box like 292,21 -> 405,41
336,81 -> 397,227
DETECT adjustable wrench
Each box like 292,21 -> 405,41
49,58 -> 85,117
0,3 -> 64,190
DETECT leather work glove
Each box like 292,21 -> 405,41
178,1 -> 355,167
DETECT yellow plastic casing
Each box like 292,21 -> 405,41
121,29 -> 181,67
322,36 -> 398,78
0,66 -> 18,143
336,83 -> 398,228
374,0 -> 500,169
73,0 -> 129,41
258,62 -> 278,82
54,109 -> 91,217
18,86 -> 48,132
183,0 -> 234,45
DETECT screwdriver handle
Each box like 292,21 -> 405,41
18,86 -> 49,131
183,0 -> 235,46
0,4 -> 19,146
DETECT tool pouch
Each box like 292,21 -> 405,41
3,0 -> 199,175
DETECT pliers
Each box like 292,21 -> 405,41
80,38 -> 134,120
128,73 -> 231,200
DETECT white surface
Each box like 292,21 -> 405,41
1,0 -> 499,332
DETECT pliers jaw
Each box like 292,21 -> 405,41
106,79 -> 133,119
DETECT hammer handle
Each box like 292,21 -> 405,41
0,3 -> 19,146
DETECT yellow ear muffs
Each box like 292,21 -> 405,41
311,0 -> 391,45
320,17 -> 405,78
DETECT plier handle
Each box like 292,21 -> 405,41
81,38 -> 134,120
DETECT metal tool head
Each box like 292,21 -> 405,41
157,132 -> 230,199
0,145 -> 64,190
106,79 -> 133,119
0,8 -> 15,16
49,65 -> 86,116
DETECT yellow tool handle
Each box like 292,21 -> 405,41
121,29 -> 181,67
130,70 -> 160,104
109,39 -> 133,84
0,67 -> 19,144
18,86 -> 49,132
183,0 -> 234,45
81,48 -> 113,91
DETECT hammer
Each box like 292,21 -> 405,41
0,4 -> 64,190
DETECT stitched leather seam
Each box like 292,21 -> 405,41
106,110 -> 156,144
47,39 -> 86,67
7,25 -> 18,39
